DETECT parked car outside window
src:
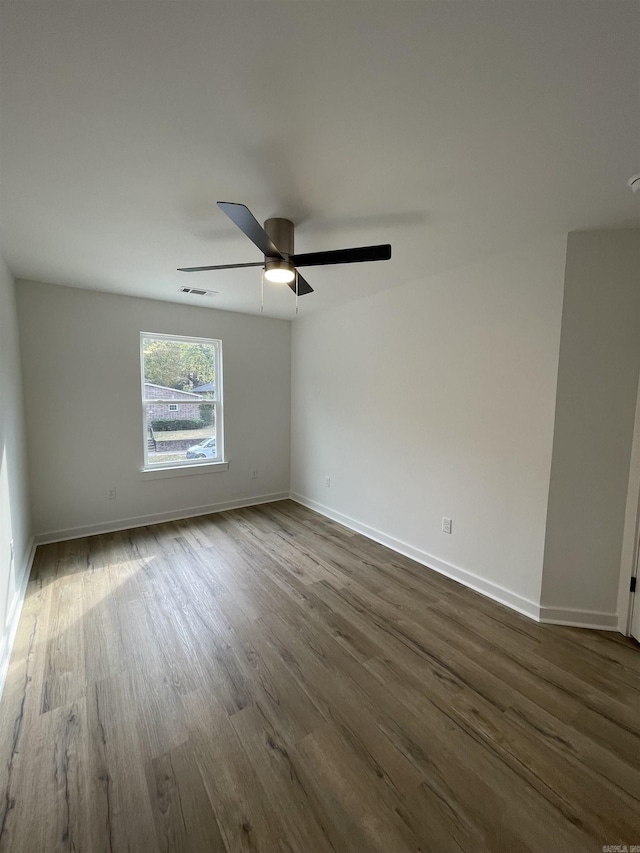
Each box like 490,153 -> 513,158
186,437 -> 216,459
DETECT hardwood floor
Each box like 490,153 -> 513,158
0,500 -> 639,852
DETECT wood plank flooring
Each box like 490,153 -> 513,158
0,499 -> 639,851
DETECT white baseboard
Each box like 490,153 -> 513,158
33,492 -> 290,546
538,606 -> 619,631
0,538 -> 35,700
290,492 -> 541,622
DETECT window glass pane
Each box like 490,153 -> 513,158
141,334 -> 220,468
146,400 -> 217,466
142,337 -> 216,401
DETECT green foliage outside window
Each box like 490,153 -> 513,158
151,419 -> 205,432
143,338 -> 215,391
199,402 -> 215,425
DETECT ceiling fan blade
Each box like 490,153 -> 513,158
291,244 -> 391,268
177,262 -> 264,272
287,272 -> 314,296
217,201 -> 283,258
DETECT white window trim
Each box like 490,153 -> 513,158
140,332 -> 225,475
140,460 -> 229,480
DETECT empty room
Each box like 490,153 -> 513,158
1,2 -> 639,851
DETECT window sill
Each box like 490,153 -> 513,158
140,460 -> 229,481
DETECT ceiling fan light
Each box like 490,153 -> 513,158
264,259 -> 295,284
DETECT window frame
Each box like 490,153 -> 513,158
140,332 -> 224,472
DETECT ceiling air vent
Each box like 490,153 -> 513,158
179,287 -> 218,297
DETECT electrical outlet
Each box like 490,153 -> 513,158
442,517 -> 452,534
325,476 -> 331,488
251,469 -> 257,480
108,488 -> 117,500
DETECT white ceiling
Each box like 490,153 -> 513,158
1,1 -> 638,319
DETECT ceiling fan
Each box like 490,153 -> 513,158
178,201 -> 392,295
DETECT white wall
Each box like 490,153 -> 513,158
541,230 -> 640,624
0,255 -> 32,684
291,236 -> 567,613
16,281 -> 291,539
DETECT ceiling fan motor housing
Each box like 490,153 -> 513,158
264,217 -> 294,257
264,218 -> 296,282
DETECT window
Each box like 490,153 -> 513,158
141,333 -> 223,469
